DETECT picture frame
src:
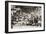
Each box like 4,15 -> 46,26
5,1 -> 45,33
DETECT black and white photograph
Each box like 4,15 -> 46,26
5,1 -> 45,33
11,5 -> 41,28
